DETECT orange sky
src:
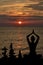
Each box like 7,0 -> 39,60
0,0 -> 43,16
0,0 -> 43,26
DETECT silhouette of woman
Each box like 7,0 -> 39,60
26,30 -> 39,55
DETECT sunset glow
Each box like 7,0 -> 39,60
0,0 -> 43,26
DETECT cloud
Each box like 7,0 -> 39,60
0,0 -> 43,16
0,0 -> 26,6
24,2 -> 43,11
0,15 -> 17,23
29,0 -> 43,1
39,1 -> 43,5
30,2 -> 43,11
0,3 -> 25,16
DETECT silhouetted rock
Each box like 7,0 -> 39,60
9,43 -> 15,57
8,43 -> 16,65
2,47 -> 8,58
17,50 -> 23,64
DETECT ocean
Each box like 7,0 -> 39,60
0,26 -> 43,57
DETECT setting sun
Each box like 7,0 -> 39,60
18,21 -> 22,24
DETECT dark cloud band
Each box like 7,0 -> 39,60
24,2 -> 43,11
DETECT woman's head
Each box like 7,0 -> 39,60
31,35 -> 35,42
